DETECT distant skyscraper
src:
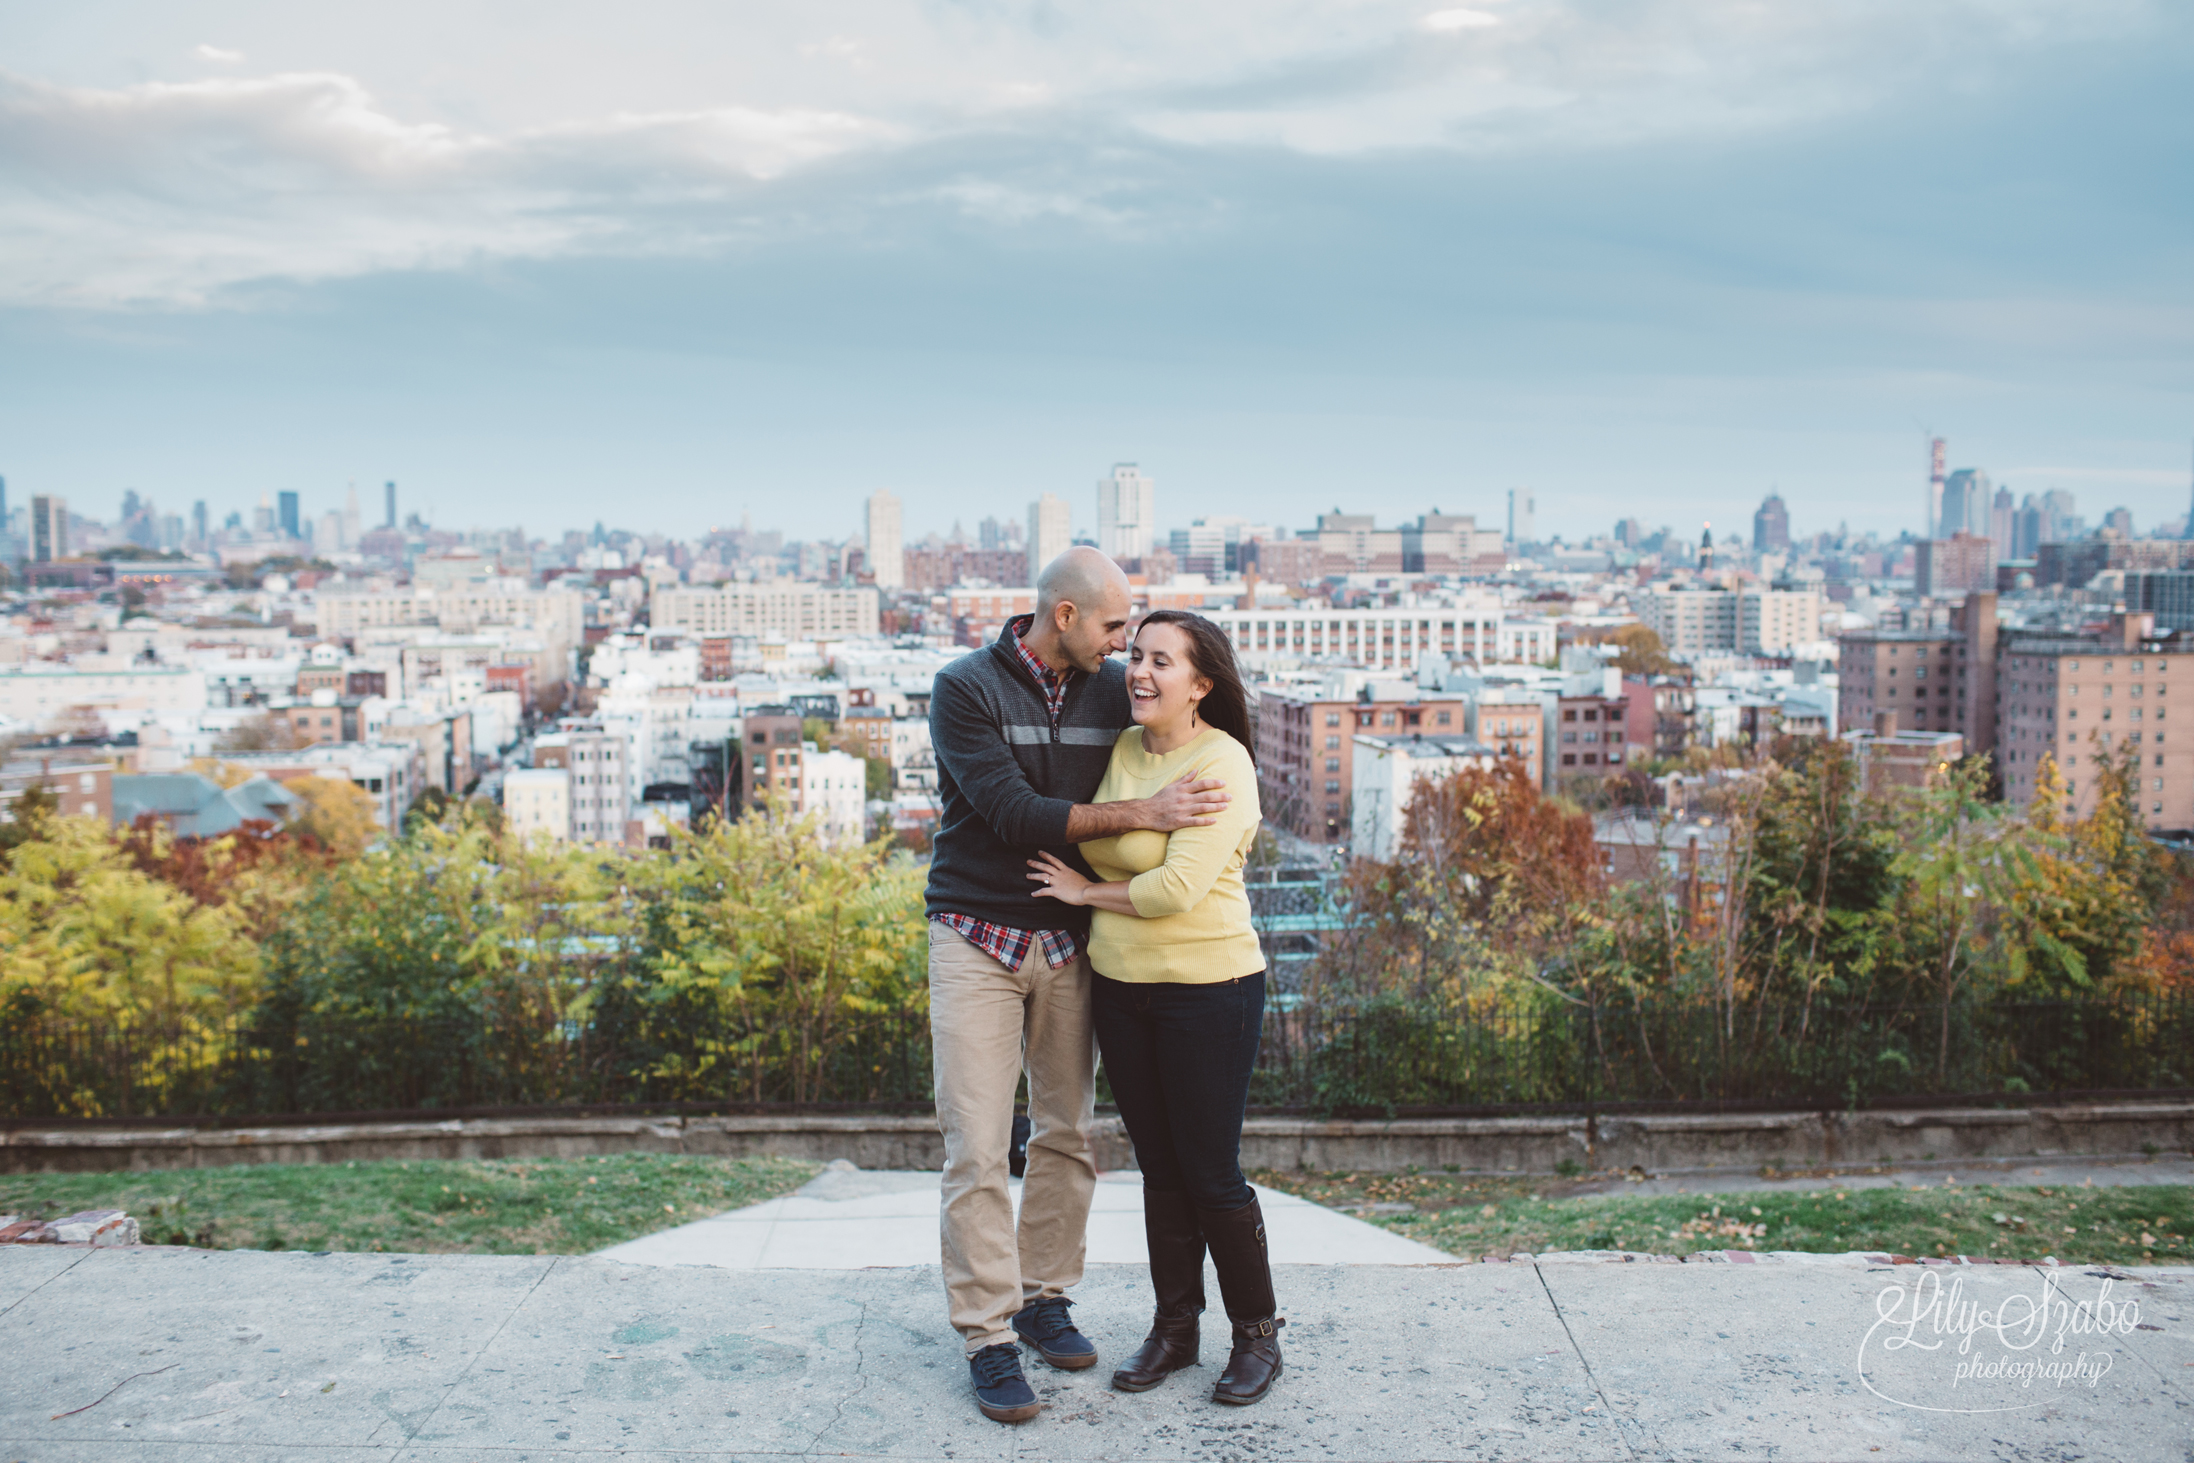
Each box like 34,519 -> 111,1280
1698,521 -> 1715,572
30,494 -> 67,562
191,500 -> 208,550
1096,464 -> 1154,562
1028,493 -> 1072,585
384,481 -> 397,530
1927,437 -> 1947,538
865,490 -> 905,589
252,493 -> 275,535
1990,487 -> 2016,562
1941,469 -> 1988,537
1507,489 -> 1535,547
278,491 -> 301,539
978,516 -> 1002,551
2103,506 -> 2134,538
1752,494 -> 1790,552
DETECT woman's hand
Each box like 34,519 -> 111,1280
1027,850 -> 1093,906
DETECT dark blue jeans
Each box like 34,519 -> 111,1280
1092,971 -> 1266,1213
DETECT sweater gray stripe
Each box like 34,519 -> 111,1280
1003,724 -> 1118,746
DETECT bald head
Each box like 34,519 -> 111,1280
1027,546 -> 1134,675
1036,545 -> 1130,620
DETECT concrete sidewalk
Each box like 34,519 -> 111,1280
6,1244 -> 2190,1461
597,1165 -> 1453,1270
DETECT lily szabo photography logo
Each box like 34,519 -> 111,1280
1857,1268 -> 2143,1413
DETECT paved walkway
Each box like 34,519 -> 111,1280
6,1245 -> 2189,1460
598,1165 -> 1453,1270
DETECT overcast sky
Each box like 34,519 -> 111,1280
2,0 -> 2189,545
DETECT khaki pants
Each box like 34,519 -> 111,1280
928,921 -> 1098,1355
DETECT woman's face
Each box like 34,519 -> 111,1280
1127,621 -> 1212,729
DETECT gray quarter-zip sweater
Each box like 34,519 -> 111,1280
925,621 -> 1132,938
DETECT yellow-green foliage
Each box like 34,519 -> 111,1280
0,815 -> 260,1027
632,809 -> 929,1102
0,815 -> 263,1113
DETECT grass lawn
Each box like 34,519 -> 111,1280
1251,1169 -> 2194,1266
0,1153 -> 819,1256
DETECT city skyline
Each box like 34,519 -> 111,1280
2,3 -> 2189,539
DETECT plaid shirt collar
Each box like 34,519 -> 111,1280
1008,614 -> 1076,718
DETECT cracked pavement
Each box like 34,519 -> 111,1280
2,1246 -> 2189,1461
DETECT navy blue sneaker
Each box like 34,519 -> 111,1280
969,1342 -> 1041,1422
1012,1295 -> 1098,1370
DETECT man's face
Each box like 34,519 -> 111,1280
1059,583 -> 1133,674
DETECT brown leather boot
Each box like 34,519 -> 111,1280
1112,1188 -> 1205,1392
1198,1195 -> 1285,1406
1214,1316 -> 1285,1405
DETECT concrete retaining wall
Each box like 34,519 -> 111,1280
5,1102 -> 2189,1176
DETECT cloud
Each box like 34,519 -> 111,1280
0,69 -> 891,306
1421,9 -> 1500,32
0,0 -> 2160,307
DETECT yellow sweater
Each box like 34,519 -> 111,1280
1080,726 -> 1265,984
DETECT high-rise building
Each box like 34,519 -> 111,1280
191,500 -> 208,551
2103,506 -> 2135,539
1027,493 -> 1072,585
1990,487 -> 2016,561
1752,494 -> 1790,552
30,494 -> 67,562
864,490 -> 905,589
1927,437 -> 1947,538
278,491 -> 301,539
1940,469 -> 1989,536
978,516 -> 1002,551
383,481 -> 397,530
1507,488 -> 1535,547
1096,464 -> 1154,563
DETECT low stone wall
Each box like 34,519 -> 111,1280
3,1102 -> 2188,1176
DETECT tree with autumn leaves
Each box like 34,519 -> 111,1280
1319,734 -> 2193,1100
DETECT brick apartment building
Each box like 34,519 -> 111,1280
1997,614 -> 2194,825
1841,598 -> 2192,829
1915,532 -> 1997,598
1256,684 -> 1467,845
1555,692 -> 1630,777
1466,692 -> 1544,788
739,704 -> 807,813
281,694 -> 367,746
1837,593 -> 2000,754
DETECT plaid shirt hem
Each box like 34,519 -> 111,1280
933,914 -> 1080,971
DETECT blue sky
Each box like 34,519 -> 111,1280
2,0 -> 2189,544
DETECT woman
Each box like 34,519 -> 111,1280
1027,609 -> 1282,1406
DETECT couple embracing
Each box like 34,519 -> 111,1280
924,546 -> 1283,1424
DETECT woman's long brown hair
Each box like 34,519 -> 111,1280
1135,609 -> 1257,768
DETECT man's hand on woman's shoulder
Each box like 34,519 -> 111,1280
1140,774 -> 1229,832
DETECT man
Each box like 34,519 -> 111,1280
927,546 -> 1229,1423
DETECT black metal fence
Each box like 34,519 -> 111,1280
3,993 -> 2189,1123
1252,992 -> 2194,1114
